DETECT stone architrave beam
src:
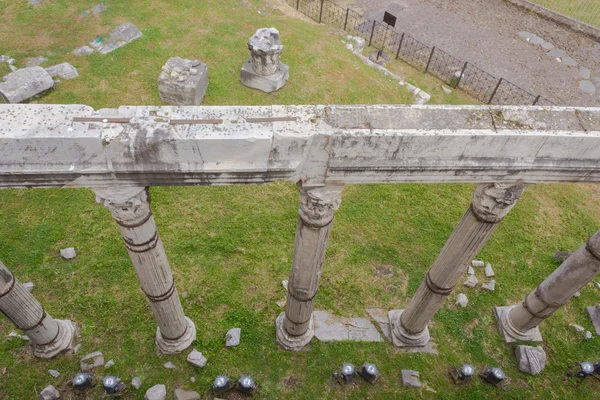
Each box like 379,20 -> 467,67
93,186 -> 195,354
0,105 -> 600,189
496,229 -> 600,343
0,260 -> 75,358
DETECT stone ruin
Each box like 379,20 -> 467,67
0,67 -> 54,103
158,57 -> 209,106
241,28 -> 289,93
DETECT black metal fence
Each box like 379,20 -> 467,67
286,0 -> 557,106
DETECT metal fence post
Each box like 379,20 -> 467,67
424,46 -> 436,73
454,61 -> 468,88
368,20 -> 376,47
488,78 -> 503,104
532,95 -> 541,105
396,32 -> 405,59
319,0 -> 324,23
344,8 -> 350,31
296,0 -> 300,10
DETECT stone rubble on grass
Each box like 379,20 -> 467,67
482,280 -> 495,291
282,280 -> 288,290
45,63 -> 79,80
456,293 -> 468,308
313,310 -> 383,342
569,324 -> 585,332
29,0 -> 46,5
80,351 -> 105,372
190,376 -> 195,383
596,282 -> 600,290
163,361 -> 176,369
60,247 -> 76,259
8,331 -> 19,338
26,57 -> 48,68
89,22 -> 143,55
516,345 -> 546,375
89,3 -> 107,14
441,85 -> 452,95
276,299 -> 286,308
132,377 -> 142,389
484,263 -> 495,277
187,349 -> 207,368
144,384 -> 167,400
573,291 -> 581,298
157,57 -> 208,106
48,369 -> 61,378
401,370 -> 421,388
73,46 -> 94,56
73,343 -> 82,353
0,67 -> 54,103
174,389 -> 201,400
585,331 -> 593,339
104,359 -> 115,368
23,282 -> 34,292
40,385 -> 60,400
226,328 -> 241,347
472,260 -> 484,267
467,266 -> 475,275
463,275 -> 478,288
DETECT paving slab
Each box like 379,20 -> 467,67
314,310 -> 383,342
366,308 -> 392,341
90,23 -> 142,55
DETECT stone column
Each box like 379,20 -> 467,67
389,183 -> 526,347
0,260 -> 75,359
241,27 -> 289,93
496,229 -> 600,343
276,183 -> 343,350
94,187 -> 195,354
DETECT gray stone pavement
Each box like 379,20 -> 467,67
349,0 -> 600,106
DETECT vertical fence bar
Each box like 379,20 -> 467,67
343,8 -> 350,31
488,78 -> 503,105
296,0 -> 300,10
424,46 -> 436,73
454,61 -> 468,88
532,95 -> 541,105
319,0 -> 324,23
368,20 -> 376,47
396,32 -> 405,59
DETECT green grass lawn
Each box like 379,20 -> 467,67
1,0 -> 600,399
529,0 -> 600,28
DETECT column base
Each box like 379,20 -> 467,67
32,319 -> 76,359
388,310 -> 430,348
276,312 -> 314,351
156,316 -> 196,355
495,306 -> 543,343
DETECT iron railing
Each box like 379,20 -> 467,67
286,0 -> 557,106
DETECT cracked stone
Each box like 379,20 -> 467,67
145,385 -> 166,400
456,293 -> 468,308
60,247 -> 76,259
516,345 -> 546,375
80,351 -> 104,371
463,275 -> 478,288
187,349 -> 207,368
401,370 -> 421,388
484,263 -> 495,277
132,377 -> 142,389
314,310 -> 383,342
482,280 -> 495,291
48,369 -> 60,378
226,328 -> 241,347
580,80 -> 595,94
40,385 -> 60,400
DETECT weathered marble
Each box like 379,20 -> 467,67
516,345 -> 546,375
241,27 -> 288,93
90,23 -> 142,54
313,311 -> 383,342
0,67 -> 53,103
45,63 -> 79,80
158,57 -> 208,106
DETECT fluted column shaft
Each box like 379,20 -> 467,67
497,230 -> 600,342
276,183 -> 343,350
390,183 -> 526,347
94,187 -> 195,354
0,260 -> 75,358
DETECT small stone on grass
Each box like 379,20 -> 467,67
187,349 -> 207,368
516,345 -> 546,375
585,331 -> 593,339
482,280 -> 495,291
401,370 -> 421,388
48,369 -> 60,378
472,260 -> 484,267
456,293 -> 468,308
226,328 -> 241,347
467,266 -> 474,275
23,282 -> 34,291
80,351 -> 104,371
463,275 -> 478,288
60,247 -> 76,259
145,384 -> 166,400
484,263 -> 495,277
163,361 -> 176,369
40,385 -> 60,400
569,324 -> 585,332
132,377 -> 142,389
105,359 -> 114,368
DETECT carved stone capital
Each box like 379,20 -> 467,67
471,183 -> 526,223
297,183 -> 344,228
94,187 -> 151,227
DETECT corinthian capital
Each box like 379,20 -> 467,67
297,183 -> 344,227
93,187 -> 151,227
471,183 -> 526,223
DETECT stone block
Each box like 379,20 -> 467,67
187,349 -> 207,368
158,57 -> 208,106
515,345 -> 546,375
313,310 -> 383,342
401,370 -> 421,388
226,328 -> 241,347
45,63 -> 79,80
145,385 -> 166,400
241,57 -> 289,93
90,23 -> 142,55
0,67 -> 53,103
456,293 -> 468,307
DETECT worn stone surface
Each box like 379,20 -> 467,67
366,308 -> 391,341
26,57 -> 48,68
562,56 -> 578,67
158,57 -> 208,106
187,349 -> 207,368
132,377 -> 142,389
40,385 -> 60,400
73,46 -> 94,56
46,63 -> 79,80
173,389 -> 201,400
0,67 -> 53,103
80,351 -> 104,371
467,266 -> 475,275
90,23 -> 142,54
401,370 -> 421,388
60,247 -> 76,259
48,369 -> 60,378
226,328 -> 241,347
472,260 -> 484,267
548,49 -> 566,58
516,345 -> 546,375
463,275 -> 478,288
456,293 -> 468,307
484,263 -> 495,277
248,27 -> 283,76
585,330 -> 593,339
145,384 -> 167,400
482,280 -> 495,291
530,36 -> 544,45
241,57 -> 289,93
163,361 -> 176,369
586,305 -> 600,336
580,80 -> 596,94
105,359 -> 115,368
314,310 -> 383,342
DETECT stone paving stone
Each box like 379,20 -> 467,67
541,42 -> 554,50
366,308 -> 391,341
518,31 -> 533,40
579,80 -> 595,94
530,36 -> 545,45
563,56 -> 578,67
579,66 -> 591,79
456,293 -> 468,307
314,310 -> 383,342
90,23 -> 142,55
548,49 -> 566,58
